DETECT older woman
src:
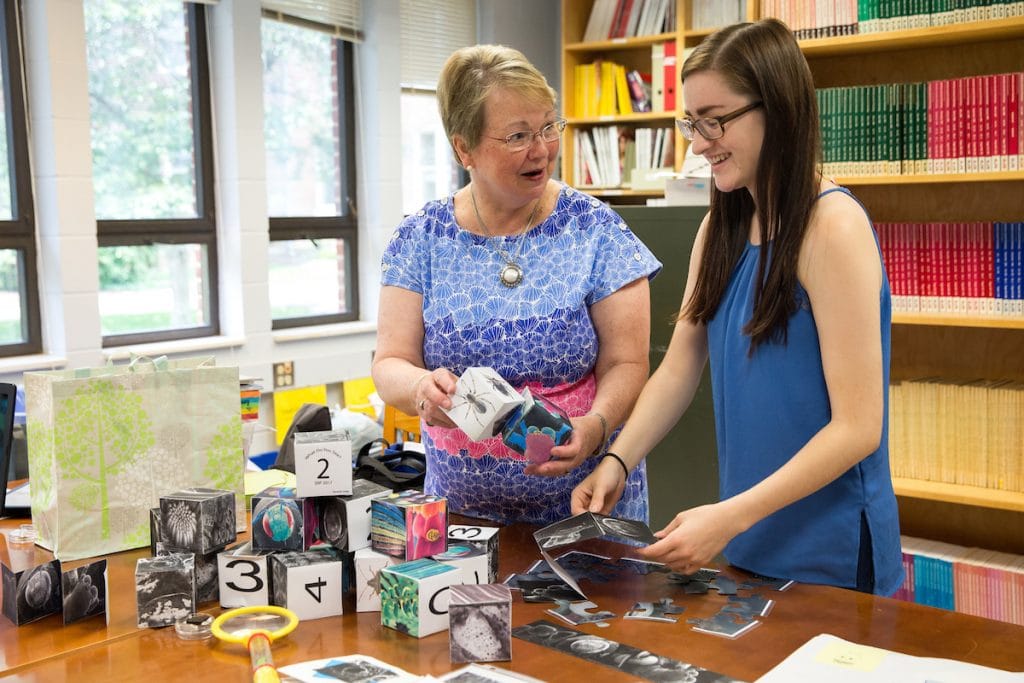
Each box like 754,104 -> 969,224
372,44 -> 660,525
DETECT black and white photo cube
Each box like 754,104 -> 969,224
434,544 -> 489,584
159,488 -> 236,554
270,549 -> 345,621
149,507 -> 162,555
316,478 -> 392,552
61,559 -> 108,625
442,367 -> 524,441
251,486 -> 317,552
294,429 -> 353,498
380,558 -> 459,638
354,547 -> 401,612
2,558 -> 62,626
135,554 -> 194,628
447,525 -> 500,582
218,542 -> 273,608
449,583 -> 513,663
157,544 -> 220,605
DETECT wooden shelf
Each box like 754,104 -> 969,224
577,187 -> 664,197
893,313 -> 1024,329
801,17 -> 1024,56
837,171 -> 1024,186
564,31 -> 676,52
893,477 -> 1024,513
567,111 -> 678,125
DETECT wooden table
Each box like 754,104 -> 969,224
2,518 -> 1023,682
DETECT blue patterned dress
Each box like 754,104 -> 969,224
380,184 -> 661,525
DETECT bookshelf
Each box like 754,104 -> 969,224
560,1 -> 1024,554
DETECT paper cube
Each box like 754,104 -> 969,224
149,507 -> 162,555
157,544 -> 220,605
251,486 -> 317,552
448,525 -> 500,583
380,558 -> 459,637
2,559 -> 62,626
371,489 -> 447,560
449,583 -> 513,663
135,554 -> 194,628
500,388 -> 573,463
354,547 -> 402,612
294,429 -> 353,498
315,478 -> 392,552
443,367 -> 524,441
434,544 -> 489,585
270,549 -> 345,621
218,542 -> 273,608
61,560 -> 108,625
159,488 -> 237,554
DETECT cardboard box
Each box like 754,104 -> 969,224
443,367 -> 523,440
294,429 -> 353,497
449,583 -> 513,663
499,389 -> 573,463
270,549 -> 346,621
158,488 -> 237,555
447,525 -> 500,583
135,554 -> 194,628
380,558 -> 459,637
315,478 -> 392,552
353,547 -> 402,612
217,542 -> 273,608
371,490 -> 447,560
251,486 -> 317,552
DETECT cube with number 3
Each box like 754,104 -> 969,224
217,542 -> 273,608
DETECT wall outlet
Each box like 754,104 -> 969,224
273,361 -> 294,389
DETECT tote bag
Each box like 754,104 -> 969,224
24,356 -> 245,560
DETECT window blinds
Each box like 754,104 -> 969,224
262,0 -> 363,42
400,0 -> 476,90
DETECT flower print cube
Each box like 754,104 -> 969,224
158,488 -> 237,554
443,367 -> 524,441
251,486 -> 317,552
380,558 -> 459,638
371,489 -> 447,560
449,583 -> 512,663
500,388 -> 573,463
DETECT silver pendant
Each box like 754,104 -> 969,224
500,262 -> 524,288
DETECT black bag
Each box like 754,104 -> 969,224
354,438 -> 426,491
272,403 -> 333,473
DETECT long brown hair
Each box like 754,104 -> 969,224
681,19 -> 821,352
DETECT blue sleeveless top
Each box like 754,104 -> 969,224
706,187 -> 903,595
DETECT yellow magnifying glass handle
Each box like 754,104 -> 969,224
247,632 -> 280,683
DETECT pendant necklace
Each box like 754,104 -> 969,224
470,185 -> 541,288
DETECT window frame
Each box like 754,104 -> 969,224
0,0 -> 40,357
95,3 -> 219,348
267,33 -> 359,330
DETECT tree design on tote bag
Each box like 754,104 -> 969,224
53,379 -> 155,539
204,420 -> 243,492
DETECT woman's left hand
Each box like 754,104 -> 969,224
523,414 -> 604,477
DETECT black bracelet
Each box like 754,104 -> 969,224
601,452 -> 630,481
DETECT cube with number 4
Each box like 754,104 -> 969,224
271,549 -> 346,621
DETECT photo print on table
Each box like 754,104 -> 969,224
62,559 -> 108,625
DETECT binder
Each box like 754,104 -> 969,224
651,42 -> 665,113
663,41 -> 677,112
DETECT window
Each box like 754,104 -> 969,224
262,16 -> 357,328
0,0 -> 40,357
399,0 -> 475,215
85,1 -> 217,346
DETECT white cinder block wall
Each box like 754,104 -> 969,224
1,0 -> 558,451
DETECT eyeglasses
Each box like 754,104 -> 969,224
676,101 -> 763,141
485,119 -> 567,152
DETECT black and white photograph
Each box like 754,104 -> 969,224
2,559 -> 62,626
450,601 -> 511,663
61,560 -> 107,625
277,654 -> 410,682
315,497 -> 349,550
134,554 -> 194,628
160,488 -> 236,554
512,620 -> 743,682
533,511 -> 655,551
688,610 -> 762,639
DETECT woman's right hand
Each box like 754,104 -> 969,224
414,367 -> 457,428
570,458 -> 627,516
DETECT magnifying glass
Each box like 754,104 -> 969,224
211,605 -> 299,683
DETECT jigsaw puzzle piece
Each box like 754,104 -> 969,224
546,600 -> 615,627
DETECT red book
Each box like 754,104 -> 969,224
662,40 -> 677,112
1008,73 -> 1020,171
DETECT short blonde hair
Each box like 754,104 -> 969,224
436,44 -> 557,164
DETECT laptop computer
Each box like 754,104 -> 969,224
0,382 -> 29,517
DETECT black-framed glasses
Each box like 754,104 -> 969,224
676,101 -> 763,141
485,118 -> 567,152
